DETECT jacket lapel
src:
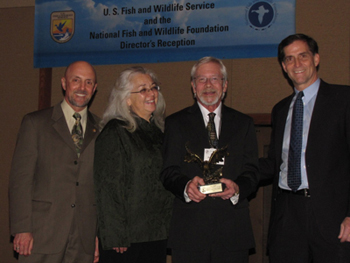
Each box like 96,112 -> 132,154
274,95 -> 293,167
80,111 -> 99,154
51,103 -> 77,153
188,103 -> 208,142
218,105 -> 234,148
51,103 -> 99,155
307,80 -> 331,143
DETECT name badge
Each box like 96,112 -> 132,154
204,148 -> 225,165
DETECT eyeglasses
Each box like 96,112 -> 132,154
194,76 -> 224,84
130,86 -> 160,95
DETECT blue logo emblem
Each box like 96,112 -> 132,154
247,1 -> 276,30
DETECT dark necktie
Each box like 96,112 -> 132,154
72,113 -> 83,155
288,91 -> 304,191
207,113 -> 218,148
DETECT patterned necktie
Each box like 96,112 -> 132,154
72,112 -> 83,155
207,113 -> 218,148
288,91 -> 304,191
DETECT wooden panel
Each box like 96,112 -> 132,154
249,126 -> 272,263
38,68 -> 52,110
249,113 -> 271,126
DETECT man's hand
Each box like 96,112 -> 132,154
338,217 -> 350,242
94,237 -> 99,262
113,247 -> 128,253
13,232 -> 33,256
209,178 -> 239,200
186,176 -> 206,203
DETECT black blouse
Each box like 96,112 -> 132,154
94,118 -> 173,249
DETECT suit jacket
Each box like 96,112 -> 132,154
260,80 -> 350,244
9,103 -> 100,254
161,103 -> 259,251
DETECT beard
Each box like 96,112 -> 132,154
68,91 -> 91,109
196,89 -> 225,106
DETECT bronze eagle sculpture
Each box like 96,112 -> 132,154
184,143 -> 229,184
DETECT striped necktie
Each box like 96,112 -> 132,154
207,112 -> 218,148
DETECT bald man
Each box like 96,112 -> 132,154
9,61 -> 100,263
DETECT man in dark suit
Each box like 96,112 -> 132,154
260,34 -> 350,262
161,57 -> 259,263
9,61 -> 100,263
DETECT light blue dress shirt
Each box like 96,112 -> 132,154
279,78 -> 320,190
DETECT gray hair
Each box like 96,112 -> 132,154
101,66 -> 165,132
190,56 -> 228,87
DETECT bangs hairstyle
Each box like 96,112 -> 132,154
101,66 -> 165,132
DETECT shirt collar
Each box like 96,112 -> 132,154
61,99 -> 88,122
197,101 -> 222,121
294,78 -> 320,104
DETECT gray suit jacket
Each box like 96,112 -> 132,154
9,103 -> 100,254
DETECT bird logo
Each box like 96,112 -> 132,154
251,5 -> 269,25
55,21 -> 67,32
246,1 -> 276,31
50,11 -> 75,43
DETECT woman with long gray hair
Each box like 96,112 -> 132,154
94,66 -> 173,263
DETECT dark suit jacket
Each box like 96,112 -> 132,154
9,103 -> 100,254
161,103 -> 259,251
260,80 -> 350,244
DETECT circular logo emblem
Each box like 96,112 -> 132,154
247,1 -> 276,30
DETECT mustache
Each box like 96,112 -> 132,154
200,88 -> 217,93
73,91 -> 88,95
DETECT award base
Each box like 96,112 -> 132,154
199,183 -> 223,194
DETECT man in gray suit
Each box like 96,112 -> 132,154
9,61 -> 100,263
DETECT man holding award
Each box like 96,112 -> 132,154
161,56 -> 259,263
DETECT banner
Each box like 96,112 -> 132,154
34,0 -> 295,68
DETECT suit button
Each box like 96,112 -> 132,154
71,204 -> 76,208
74,160 -> 78,165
